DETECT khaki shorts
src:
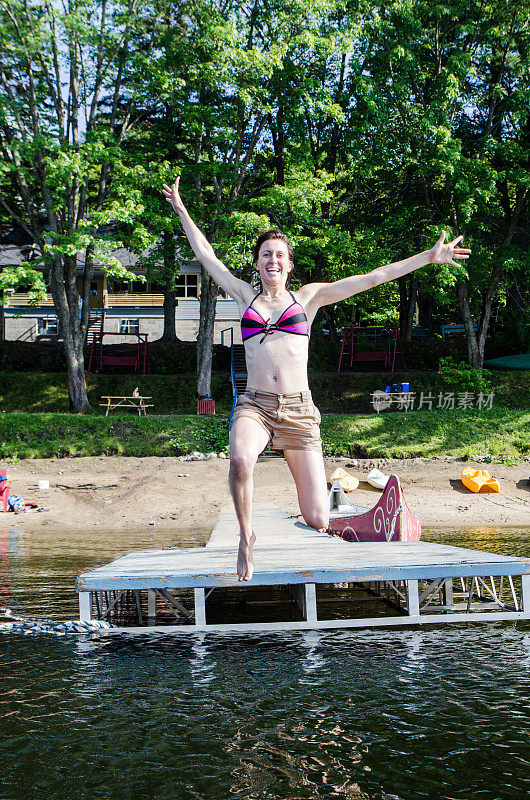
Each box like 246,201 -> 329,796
231,389 -> 322,452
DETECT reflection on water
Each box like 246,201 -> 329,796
0,525 -> 529,800
0,524 -> 209,620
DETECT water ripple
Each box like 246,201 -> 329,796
1,526 -> 529,799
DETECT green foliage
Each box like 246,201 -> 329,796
0,413 -> 231,459
1,0 -> 529,405
0,0 -> 147,408
0,372 -> 233,414
321,408 -> 529,460
0,265 -> 47,304
438,357 -> 493,393
0,367 -> 525,418
214,212 -> 272,276
0,406 -> 527,461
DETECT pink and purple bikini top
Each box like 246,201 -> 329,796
241,291 -> 310,344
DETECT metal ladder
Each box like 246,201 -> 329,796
85,307 -> 105,345
222,329 -> 247,428
221,329 -> 283,458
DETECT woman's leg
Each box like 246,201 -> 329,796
229,415 -> 270,581
283,448 -> 329,531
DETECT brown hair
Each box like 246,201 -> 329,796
252,229 -> 294,288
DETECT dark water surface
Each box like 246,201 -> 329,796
1,525 -> 529,800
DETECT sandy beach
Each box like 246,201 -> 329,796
4,454 -> 529,534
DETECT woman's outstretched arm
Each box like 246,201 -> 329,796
162,177 -> 251,302
302,231 -> 471,308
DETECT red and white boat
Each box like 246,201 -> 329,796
327,474 -> 421,543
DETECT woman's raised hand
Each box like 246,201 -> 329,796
162,176 -> 186,214
430,230 -> 471,267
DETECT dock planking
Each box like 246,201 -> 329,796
76,508 -> 530,633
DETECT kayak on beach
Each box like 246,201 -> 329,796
327,474 -> 422,543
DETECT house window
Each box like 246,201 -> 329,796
175,273 -> 199,298
37,316 -> 58,335
110,279 -> 149,294
119,318 -> 140,334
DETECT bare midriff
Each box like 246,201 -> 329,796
243,332 -> 310,394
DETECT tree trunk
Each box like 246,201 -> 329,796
51,255 -> 90,411
456,282 -> 482,368
62,322 -> 90,411
65,342 -> 89,411
196,266 -> 218,397
417,293 -> 433,329
269,107 -> 285,185
161,232 -> 178,342
398,274 -> 418,342
506,268 -> 528,323
161,289 -> 178,343
322,306 -> 340,342
454,181 -> 527,370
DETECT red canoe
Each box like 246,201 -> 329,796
327,474 -> 421,543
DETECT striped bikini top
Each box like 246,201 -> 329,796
241,291 -> 310,344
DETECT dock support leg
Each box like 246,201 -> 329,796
148,590 -> 156,621
289,584 -> 318,622
407,580 -> 420,617
134,591 -> 143,625
521,575 -> 530,612
443,579 -> 453,611
305,584 -> 317,622
79,592 -> 93,622
194,588 -> 206,626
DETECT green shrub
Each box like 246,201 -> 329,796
438,357 -> 492,393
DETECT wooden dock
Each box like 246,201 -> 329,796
76,508 -> 530,634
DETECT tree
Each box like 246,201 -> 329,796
0,0 -> 145,409
122,160 -> 187,344
221,2 -> 362,337
155,0 -> 286,396
144,0 -> 356,396
340,0 -> 529,363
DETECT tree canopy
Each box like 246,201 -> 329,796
0,0 -> 528,405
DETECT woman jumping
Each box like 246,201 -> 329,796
163,177 -> 470,581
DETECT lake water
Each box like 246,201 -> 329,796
1,524 -> 529,800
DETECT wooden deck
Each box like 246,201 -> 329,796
76,508 -> 530,633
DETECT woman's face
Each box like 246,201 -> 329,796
255,239 -> 293,289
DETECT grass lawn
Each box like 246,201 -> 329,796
0,406 -> 527,461
0,368 -> 527,460
321,408 -> 529,461
0,369 -> 528,415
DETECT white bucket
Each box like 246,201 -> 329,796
38,479 -> 50,490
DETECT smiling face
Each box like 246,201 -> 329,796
255,239 -> 293,289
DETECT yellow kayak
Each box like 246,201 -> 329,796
329,467 -> 359,492
461,467 -> 500,493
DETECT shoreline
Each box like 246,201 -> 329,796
3,455 -> 529,534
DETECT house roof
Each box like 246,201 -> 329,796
0,244 -> 39,266
0,244 -> 200,273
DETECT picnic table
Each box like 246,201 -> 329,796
100,396 -> 153,416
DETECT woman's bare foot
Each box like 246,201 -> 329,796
237,532 -> 256,582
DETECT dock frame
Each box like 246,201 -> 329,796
76,509 -> 530,635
